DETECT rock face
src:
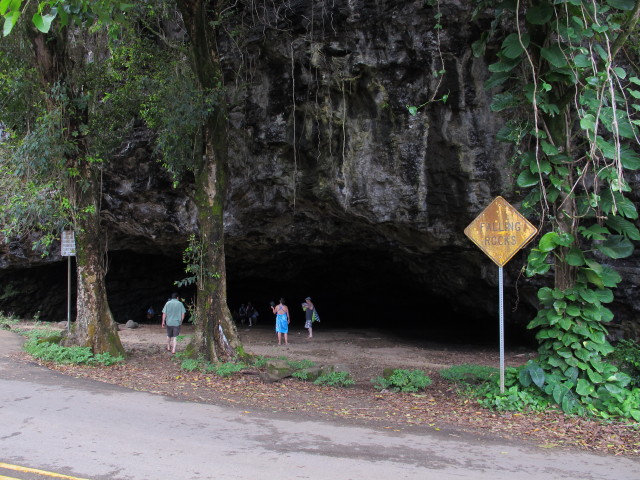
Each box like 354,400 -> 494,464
0,0 -> 637,343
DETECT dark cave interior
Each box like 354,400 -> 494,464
1,247 -> 537,348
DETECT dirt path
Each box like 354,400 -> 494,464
118,322 -> 535,384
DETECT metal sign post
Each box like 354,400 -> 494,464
464,197 -> 538,393
61,231 -> 76,333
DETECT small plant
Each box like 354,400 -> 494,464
253,355 -> 267,368
373,369 -> 432,392
212,361 -> 247,377
314,371 -> 354,387
180,358 -> 201,372
287,358 -> 316,370
92,352 -> 125,366
292,370 -> 310,380
440,364 -> 498,385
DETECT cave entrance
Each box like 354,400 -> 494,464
1,247 -> 536,349
226,246 -> 536,348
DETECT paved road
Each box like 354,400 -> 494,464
1,330 -> 638,480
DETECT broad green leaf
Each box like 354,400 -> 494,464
606,216 -> 640,240
501,33 -> 529,59
566,304 -> 581,317
32,12 -> 56,33
586,368 -> 603,384
407,105 -> 418,115
576,378 -> 595,396
529,364 -> 545,388
578,288 -> 597,303
538,232 -> 559,252
552,383 -> 570,404
584,269 -> 605,289
596,136 -> 617,160
0,0 -> 13,15
488,55 -> 521,73
613,66 -> 626,79
607,0 -> 636,10
537,287 -> 554,302
472,37 -> 487,58
573,54 -> 592,68
580,114 -> 596,132
491,92 -> 518,112
541,140 -> 559,155
526,3 -> 553,24
579,224 -> 610,240
620,146 -> 640,170
531,158 -> 551,174
484,71 -> 511,90
566,247 -> 585,266
596,235 -> 634,258
593,289 -> 614,303
517,169 -> 540,188
541,45 -> 568,68
2,9 -> 19,36
600,266 -> 622,287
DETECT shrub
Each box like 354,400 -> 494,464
373,369 -> 432,392
314,371 -> 354,387
23,335 -> 123,366
440,364 -> 498,385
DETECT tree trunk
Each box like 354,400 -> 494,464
177,0 -> 241,361
26,23 -> 123,355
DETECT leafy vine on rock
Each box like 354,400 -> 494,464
473,0 -> 640,420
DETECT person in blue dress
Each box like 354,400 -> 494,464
270,298 -> 290,345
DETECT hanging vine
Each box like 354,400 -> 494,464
472,0 -> 640,420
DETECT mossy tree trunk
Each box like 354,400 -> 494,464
26,21 -> 124,356
176,0 -> 241,361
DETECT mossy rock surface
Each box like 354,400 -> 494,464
259,359 -> 296,383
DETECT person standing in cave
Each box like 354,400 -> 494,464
271,298 -> 290,345
302,297 -> 316,338
161,293 -> 186,354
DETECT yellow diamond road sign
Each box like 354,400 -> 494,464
464,196 -> 538,267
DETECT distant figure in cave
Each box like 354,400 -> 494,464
302,297 -> 318,338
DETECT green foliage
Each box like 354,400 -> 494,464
180,355 -> 248,377
1,0 -> 132,37
372,369 -> 432,392
180,358 -> 200,372
175,234 -> 220,290
23,333 -> 124,366
206,361 -> 247,377
252,355 -> 267,368
439,364 -> 498,385
286,358 -> 316,370
292,370 -> 310,381
473,0 -> 640,422
314,371 -> 355,387
609,340 -> 640,388
0,312 -> 19,328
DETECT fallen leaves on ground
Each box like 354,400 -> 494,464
19,344 -> 640,457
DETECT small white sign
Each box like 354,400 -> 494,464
61,230 -> 76,257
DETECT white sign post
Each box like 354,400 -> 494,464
61,231 -> 76,333
464,197 -> 538,393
